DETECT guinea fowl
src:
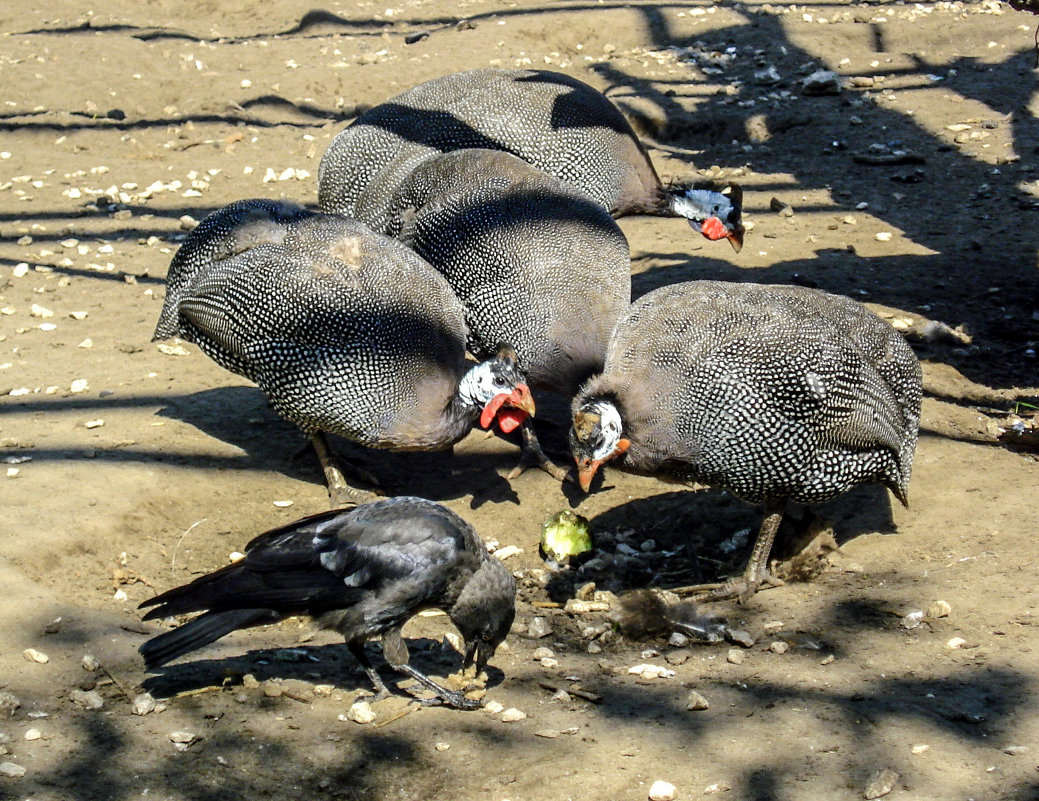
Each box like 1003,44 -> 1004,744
318,67 -> 744,250
139,496 -> 516,710
364,148 -> 632,479
154,199 -> 535,504
569,281 -> 921,603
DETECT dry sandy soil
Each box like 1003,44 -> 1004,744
2,1 -> 1039,799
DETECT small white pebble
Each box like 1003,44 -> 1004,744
69,311 -> 88,320
23,648 -> 49,664
30,303 -> 53,318
78,338 -> 93,349
492,545 -> 523,560
927,600 -> 952,619
911,744 -> 930,755
113,589 -> 128,602
875,232 -> 893,242
648,779 -> 677,801
434,742 -> 450,752
500,707 -> 527,722
6,468 -> 19,478
24,728 -> 42,741
947,636 -> 967,649
345,701 -> 376,724
272,500 -> 294,508
0,762 -> 27,778
769,641 -> 789,655
70,379 -> 89,393
727,649 -> 745,665
156,343 -> 190,357
169,731 -> 198,744
13,263 -> 30,278
84,419 -> 104,429
229,551 -> 245,563
82,655 -> 101,671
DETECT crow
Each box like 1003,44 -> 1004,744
138,497 -> 516,710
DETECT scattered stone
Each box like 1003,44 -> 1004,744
666,650 -> 691,666
725,628 -> 755,648
24,728 -> 41,741
801,69 -> 842,95
535,729 -> 561,738
313,684 -> 334,697
575,582 -> 596,601
1004,745 -> 1029,756
493,544 -> 523,560
0,762 -> 26,778
527,617 -> 552,639
927,600 -> 952,619
875,232 -> 893,242
863,768 -> 899,799
947,636 -> 967,649
434,741 -> 450,751
755,65 -> 781,85
686,690 -> 710,711
43,617 -> 62,634
628,663 -> 675,680
70,690 -> 104,710
668,632 -> 689,648
29,304 -> 53,319
762,621 -> 784,634
484,700 -> 505,714
263,682 -> 284,698
157,343 -> 190,357
22,649 -> 48,664
769,641 -> 790,655
821,654 -> 835,665
648,779 -> 677,801
70,379 -> 89,393
84,419 -> 105,429
911,744 -> 930,755
242,674 -> 260,689
500,707 -> 527,722
344,700 -> 376,724
132,693 -> 157,716
179,215 -> 198,231
532,647 -> 555,661
901,610 -> 925,630
170,731 -> 198,748
727,648 -> 745,665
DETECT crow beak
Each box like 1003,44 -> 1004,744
463,640 -> 494,673
463,640 -> 479,670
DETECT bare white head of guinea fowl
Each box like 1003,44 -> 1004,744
458,345 -> 536,434
570,399 -> 630,492
671,183 -> 745,252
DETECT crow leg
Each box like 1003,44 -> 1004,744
311,432 -> 379,508
382,629 -> 482,711
673,501 -> 787,604
347,640 -> 392,700
505,419 -> 571,483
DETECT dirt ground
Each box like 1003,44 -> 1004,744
2,1 -> 1039,799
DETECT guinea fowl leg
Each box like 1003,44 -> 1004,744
310,432 -> 379,508
505,419 -> 571,482
673,501 -> 787,604
347,640 -> 392,701
381,628 -> 482,710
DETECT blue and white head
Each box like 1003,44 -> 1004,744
670,183 -> 744,252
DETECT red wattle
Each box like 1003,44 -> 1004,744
701,216 -> 727,241
496,408 -> 528,434
480,394 -> 508,429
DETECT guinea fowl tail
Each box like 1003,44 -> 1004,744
139,608 -> 272,669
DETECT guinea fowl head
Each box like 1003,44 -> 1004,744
458,343 -> 536,434
569,398 -> 630,492
670,183 -> 744,252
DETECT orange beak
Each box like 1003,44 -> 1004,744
576,438 -> 629,493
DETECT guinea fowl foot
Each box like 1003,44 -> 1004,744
505,419 -> 572,482
311,432 -> 381,508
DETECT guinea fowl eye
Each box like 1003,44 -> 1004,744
493,375 -> 507,387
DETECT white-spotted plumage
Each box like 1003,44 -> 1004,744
154,200 -> 532,496
570,280 -> 921,602
318,68 -> 743,249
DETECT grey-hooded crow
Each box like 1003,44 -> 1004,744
139,496 -> 516,710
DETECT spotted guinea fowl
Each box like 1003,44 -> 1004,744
318,68 -> 744,250
365,148 -> 632,478
154,199 -> 535,504
139,496 -> 515,710
569,281 -> 921,603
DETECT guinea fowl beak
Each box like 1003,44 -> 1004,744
576,458 -> 603,493
727,225 -> 745,253
479,383 -> 536,433
576,438 -> 629,492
